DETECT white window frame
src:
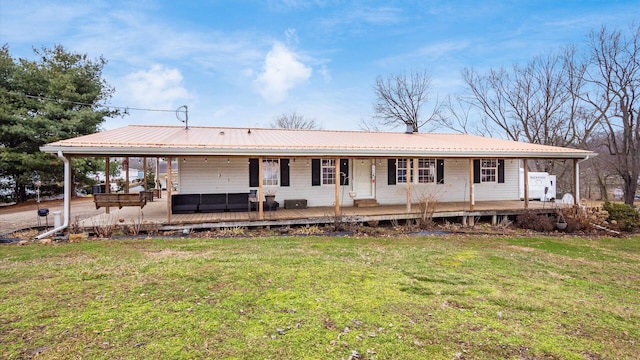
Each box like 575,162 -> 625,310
480,159 -> 497,183
262,158 -> 279,186
396,159 -> 410,184
417,158 -> 436,183
322,159 -> 336,185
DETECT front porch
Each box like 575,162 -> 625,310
78,192 -> 569,232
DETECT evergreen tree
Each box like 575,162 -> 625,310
0,44 -> 118,202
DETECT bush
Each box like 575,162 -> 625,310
516,211 -> 556,232
602,201 -> 639,231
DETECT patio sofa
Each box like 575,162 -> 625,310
226,193 -> 249,212
198,193 -> 229,213
171,194 -> 200,214
171,192 -> 251,214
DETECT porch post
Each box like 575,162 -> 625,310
155,157 -> 161,198
574,158 -> 579,205
406,158 -> 411,213
167,157 -> 172,223
335,157 -> 340,215
124,157 -> 130,193
143,157 -> 147,190
105,156 -> 110,214
524,160 -> 529,209
258,157 -> 264,220
469,158 -> 474,210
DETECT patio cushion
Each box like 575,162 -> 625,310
199,193 -> 227,213
171,194 -> 199,214
227,193 -> 249,212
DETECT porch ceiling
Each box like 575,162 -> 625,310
40,125 -> 596,159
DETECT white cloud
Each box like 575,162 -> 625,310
285,28 -> 299,45
119,65 -> 190,109
254,42 -> 312,103
319,65 -> 331,83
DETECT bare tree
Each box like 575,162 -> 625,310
462,49 -> 596,150
438,95 -> 482,135
587,132 -> 622,200
369,69 -> 443,133
270,111 -> 320,129
580,24 -> 640,205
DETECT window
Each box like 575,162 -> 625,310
481,159 -> 497,183
322,159 -> 336,185
263,158 -> 279,186
417,159 -> 436,183
396,159 -> 409,183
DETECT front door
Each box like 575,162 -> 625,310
353,159 -> 374,199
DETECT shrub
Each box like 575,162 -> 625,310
516,211 -> 555,232
557,207 -> 591,233
602,201 -> 639,231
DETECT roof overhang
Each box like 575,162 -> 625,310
39,145 -> 597,159
39,125 -> 597,160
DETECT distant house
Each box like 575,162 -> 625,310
39,125 -> 596,234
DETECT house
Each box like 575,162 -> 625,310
37,125 -> 596,237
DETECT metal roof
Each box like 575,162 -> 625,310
40,125 -> 596,159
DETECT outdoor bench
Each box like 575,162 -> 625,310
198,193 -> 251,213
140,190 -> 155,202
93,193 -> 146,209
172,193 -> 252,214
171,194 -> 200,214
198,193 -> 227,213
226,193 -> 249,212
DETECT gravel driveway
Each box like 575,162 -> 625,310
0,197 -> 102,236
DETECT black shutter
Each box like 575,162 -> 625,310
340,158 -> 349,185
388,159 -> 396,185
498,159 -> 505,183
311,159 -> 321,186
473,159 -> 481,184
249,158 -> 259,187
280,159 -> 290,187
436,159 -> 444,184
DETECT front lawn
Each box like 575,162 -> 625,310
1,235 -> 638,359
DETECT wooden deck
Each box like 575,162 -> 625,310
77,192 -> 569,232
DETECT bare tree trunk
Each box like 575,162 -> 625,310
580,24 -> 640,205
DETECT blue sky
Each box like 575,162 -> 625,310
1,0 -> 638,131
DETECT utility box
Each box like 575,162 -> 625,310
519,169 -> 556,201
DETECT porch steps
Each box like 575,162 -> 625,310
354,199 -> 378,208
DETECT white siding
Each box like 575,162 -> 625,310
177,157 -> 520,206
178,157 -> 352,207
473,159 -> 520,201
375,159 -> 520,204
265,159 -> 353,207
179,158 -> 249,194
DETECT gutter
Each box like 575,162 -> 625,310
36,151 -> 70,239
575,156 -> 591,205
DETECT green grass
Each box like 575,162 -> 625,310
1,235 -> 639,359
